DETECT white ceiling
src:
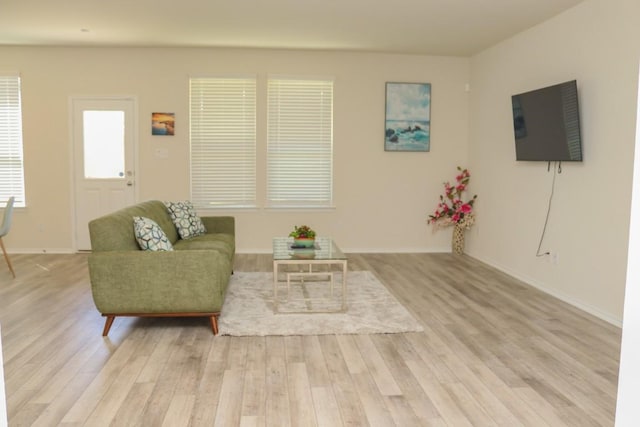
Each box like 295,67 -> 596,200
0,0 -> 585,56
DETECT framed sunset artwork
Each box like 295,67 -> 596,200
152,112 -> 175,136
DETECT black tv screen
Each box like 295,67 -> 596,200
511,80 -> 583,161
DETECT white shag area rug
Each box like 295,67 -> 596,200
218,270 -> 424,336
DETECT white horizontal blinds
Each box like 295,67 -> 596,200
190,77 -> 256,208
267,78 -> 333,207
0,74 -> 25,207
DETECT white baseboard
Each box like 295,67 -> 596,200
467,250 -> 622,328
6,248 -> 76,254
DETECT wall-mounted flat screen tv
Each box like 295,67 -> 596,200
511,80 -> 583,162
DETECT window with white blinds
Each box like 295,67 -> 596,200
267,78 -> 334,207
190,77 -> 256,209
0,74 -> 25,208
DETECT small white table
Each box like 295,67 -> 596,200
272,237 -> 348,313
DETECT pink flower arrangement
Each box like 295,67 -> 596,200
428,167 -> 477,228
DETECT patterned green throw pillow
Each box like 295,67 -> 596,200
133,216 -> 174,251
164,201 -> 207,239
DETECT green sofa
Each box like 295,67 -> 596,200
87,200 -> 235,336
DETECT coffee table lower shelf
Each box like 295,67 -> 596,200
272,260 -> 348,314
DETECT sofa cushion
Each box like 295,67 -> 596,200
133,216 -> 174,251
173,233 -> 235,261
164,201 -> 207,240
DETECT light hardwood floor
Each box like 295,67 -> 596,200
0,253 -> 621,426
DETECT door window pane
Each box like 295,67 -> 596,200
83,110 -> 125,179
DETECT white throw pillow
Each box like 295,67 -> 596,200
164,201 -> 207,239
133,216 -> 174,251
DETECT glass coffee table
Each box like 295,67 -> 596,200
272,237 -> 348,313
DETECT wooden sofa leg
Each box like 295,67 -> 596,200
209,315 -> 219,335
102,315 -> 115,336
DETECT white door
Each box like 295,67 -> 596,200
72,97 -> 136,251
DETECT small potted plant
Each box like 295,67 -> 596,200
289,225 -> 316,248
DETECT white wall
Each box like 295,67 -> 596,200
0,47 -> 469,254
468,0 -> 640,324
616,64 -> 640,425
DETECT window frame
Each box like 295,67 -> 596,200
189,75 -> 257,210
0,73 -> 26,208
266,76 -> 334,209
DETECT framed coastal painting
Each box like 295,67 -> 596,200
152,112 -> 175,136
384,82 -> 431,152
